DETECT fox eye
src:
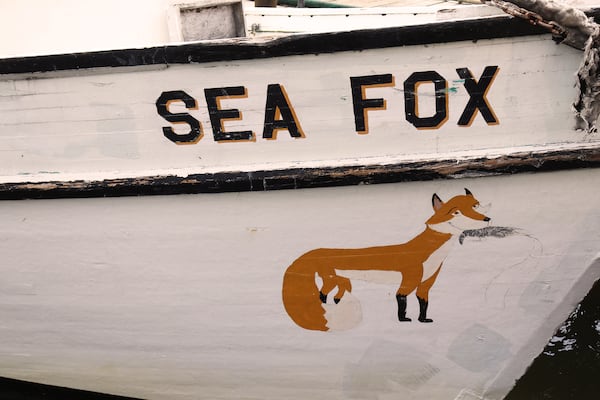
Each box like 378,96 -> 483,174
453,210 -> 461,215
474,203 -> 480,209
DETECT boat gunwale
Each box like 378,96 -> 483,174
1,9 -> 599,75
1,145 -> 599,199
2,8 -> 600,199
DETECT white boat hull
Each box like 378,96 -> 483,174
1,8 -> 600,399
0,169 -> 599,399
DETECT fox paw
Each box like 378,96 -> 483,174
398,317 -> 412,322
418,318 -> 433,323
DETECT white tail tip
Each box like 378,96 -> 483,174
323,293 -> 363,331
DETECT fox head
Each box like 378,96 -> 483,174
426,188 -> 490,234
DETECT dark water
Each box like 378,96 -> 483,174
505,278 -> 600,400
0,377 -> 140,399
1,280 -> 599,400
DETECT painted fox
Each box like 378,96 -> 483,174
281,189 -> 491,331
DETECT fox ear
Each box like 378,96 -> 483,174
465,188 -> 474,197
432,193 -> 444,211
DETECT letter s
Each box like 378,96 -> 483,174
156,90 -> 203,144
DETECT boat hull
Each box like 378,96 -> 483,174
1,10 -> 600,399
1,169 -> 599,399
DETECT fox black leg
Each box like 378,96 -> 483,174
319,291 -> 341,304
319,291 -> 342,304
319,291 -> 327,303
417,296 -> 433,323
396,294 -> 412,322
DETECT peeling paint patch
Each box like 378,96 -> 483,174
343,341 -> 439,398
447,324 -> 511,372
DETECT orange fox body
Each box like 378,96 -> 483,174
281,189 -> 491,331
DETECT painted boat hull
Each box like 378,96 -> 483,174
1,10 -> 600,399
1,170 -> 599,399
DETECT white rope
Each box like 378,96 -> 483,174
574,25 -> 600,132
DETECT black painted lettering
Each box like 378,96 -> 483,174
404,71 -> 448,129
155,90 -> 202,144
350,74 -> 394,134
262,84 -> 305,139
204,86 -> 254,142
456,66 -> 499,126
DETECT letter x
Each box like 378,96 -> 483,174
456,66 -> 499,126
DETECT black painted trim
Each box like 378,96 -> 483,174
1,10 -> 599,75
1,147 -> 599,200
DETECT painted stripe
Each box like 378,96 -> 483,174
0,145 -> 599,199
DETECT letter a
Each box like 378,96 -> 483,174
263,84 -> 305,139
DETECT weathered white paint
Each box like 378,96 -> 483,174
245,4 -> 505,36
0,0 -> 518,57
0,169 -> 598,399
2,1 -> 599,58
0,1 -> 502,57
1,34 -> 598,184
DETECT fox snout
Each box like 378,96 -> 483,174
465,208 -> 490,222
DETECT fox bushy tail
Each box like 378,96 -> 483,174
282,260 -> 362,331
